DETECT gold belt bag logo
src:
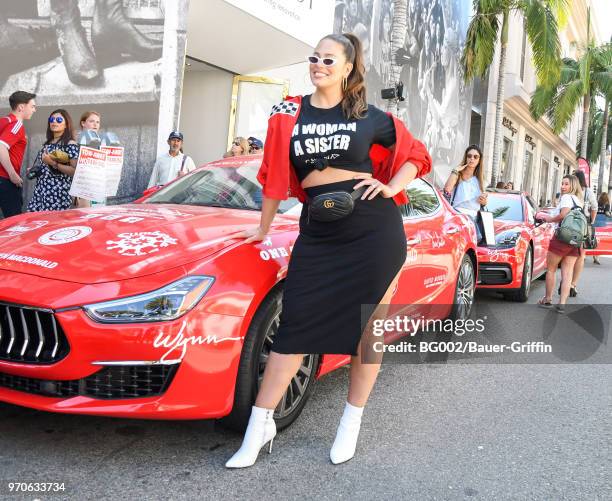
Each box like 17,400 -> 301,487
307,186 -> 366,222
323,199 -> 335,209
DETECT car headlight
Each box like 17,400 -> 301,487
495,230 -> 521,248
84,276 -> 214,323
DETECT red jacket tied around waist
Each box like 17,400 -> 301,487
256,95 -> 432,205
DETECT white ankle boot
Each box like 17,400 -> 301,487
330,401 -> 364,464
225,405 -> 276,468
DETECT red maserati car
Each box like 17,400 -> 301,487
476,189 -> 555,302
0,155 -> 477,431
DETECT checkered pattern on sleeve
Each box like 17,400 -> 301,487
269,101 -> 300,117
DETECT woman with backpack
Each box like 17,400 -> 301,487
566,170 -> 597,292
535,175 -> 584,313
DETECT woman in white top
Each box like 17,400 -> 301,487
569,170 -> 598,293
535,175 -> 583,312
443,144 -> 488,212
443,145 -> 488,241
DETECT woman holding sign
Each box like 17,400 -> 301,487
26,109 -> 78,212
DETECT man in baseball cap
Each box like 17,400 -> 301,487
248,136 -> 264,152
148,130 -> 196,188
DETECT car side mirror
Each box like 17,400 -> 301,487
134,185 -> 162,203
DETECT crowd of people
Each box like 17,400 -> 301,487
443,144 -> 610,312
0,91 -> 112,217
222,136 -> 264,158
495,181 -> 515,190
0,89 -> 267,218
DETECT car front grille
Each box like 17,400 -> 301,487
0,364 -> 178,399
0,304 -> 69,364
478,264 -> 513,285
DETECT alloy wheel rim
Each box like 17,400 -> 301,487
524,249 -> 532,296
257,312 -> 315,420
456,259 -> 475,319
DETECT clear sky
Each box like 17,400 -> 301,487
591,0 -> 612,42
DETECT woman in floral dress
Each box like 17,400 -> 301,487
27,109 -> 79,212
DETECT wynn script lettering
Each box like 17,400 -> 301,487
153,321 -> 243,362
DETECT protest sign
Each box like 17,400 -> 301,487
69,146 -> 107,202
101,146 -> 125,196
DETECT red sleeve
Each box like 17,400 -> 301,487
256,115 -> 290,200
393,117 -> 432,178
0,120 -> 22,149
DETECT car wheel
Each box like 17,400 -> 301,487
219,287 -> 320,433
504,246 -> 532,303
448,254 -> 475,320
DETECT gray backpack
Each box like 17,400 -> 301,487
555,198 -> 588,248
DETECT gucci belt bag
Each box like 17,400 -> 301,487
307,186 -> 366,222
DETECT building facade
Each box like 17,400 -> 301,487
179,0 -> 473,191
4,0 -> 605,210
474,0 -> 604,206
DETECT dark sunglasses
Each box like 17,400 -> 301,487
466,153 -> 480,159
307,55 -> 338,66
233,140 -> 241,146
49,116 -> 64,124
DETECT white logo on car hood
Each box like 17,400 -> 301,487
38,226 -> 92,245
106,231 -> 178,256
0,220 -> 48,238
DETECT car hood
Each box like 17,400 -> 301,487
0,204 -> 296,284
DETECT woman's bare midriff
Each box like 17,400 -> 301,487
300,166 -> 372,189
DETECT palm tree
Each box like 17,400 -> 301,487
386,0 -> 408,114
576,102 -> 609,162
530,14 -> 612,168
462,0 -> 568,187
599,100 -> 609,195
577,100 -> 611,193
595,34 -> 612,196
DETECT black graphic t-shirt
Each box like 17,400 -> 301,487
289,94 -> 396,182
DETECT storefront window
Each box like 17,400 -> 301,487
499,137 -> 513,184
539,158 -> 550,207
520,19 -> 527,82
523,149 -> 533,195
228,76 -> 288,151
552,167 -> 560,203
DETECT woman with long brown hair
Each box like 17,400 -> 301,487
226,33 -> 431,468
443,144 -> 487,211
27,109 -> 79,212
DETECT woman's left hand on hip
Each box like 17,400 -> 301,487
352,173 -> 395,200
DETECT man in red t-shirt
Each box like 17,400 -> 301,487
0,91 -> 36,218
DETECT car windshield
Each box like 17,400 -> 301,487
485,193 -> 523,221
145,165 -> 300,213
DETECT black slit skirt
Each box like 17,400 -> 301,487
271,179 -> 407,356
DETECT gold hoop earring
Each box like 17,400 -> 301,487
342,76 -> 348,92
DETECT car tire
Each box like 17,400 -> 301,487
504,246 -> 532,303
447,254 -> 475,320
219,286 -> 320,433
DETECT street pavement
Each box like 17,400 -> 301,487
1,260 -> 611,501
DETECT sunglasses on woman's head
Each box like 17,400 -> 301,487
49,116 -> 64,124
307,55 -> 338,66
